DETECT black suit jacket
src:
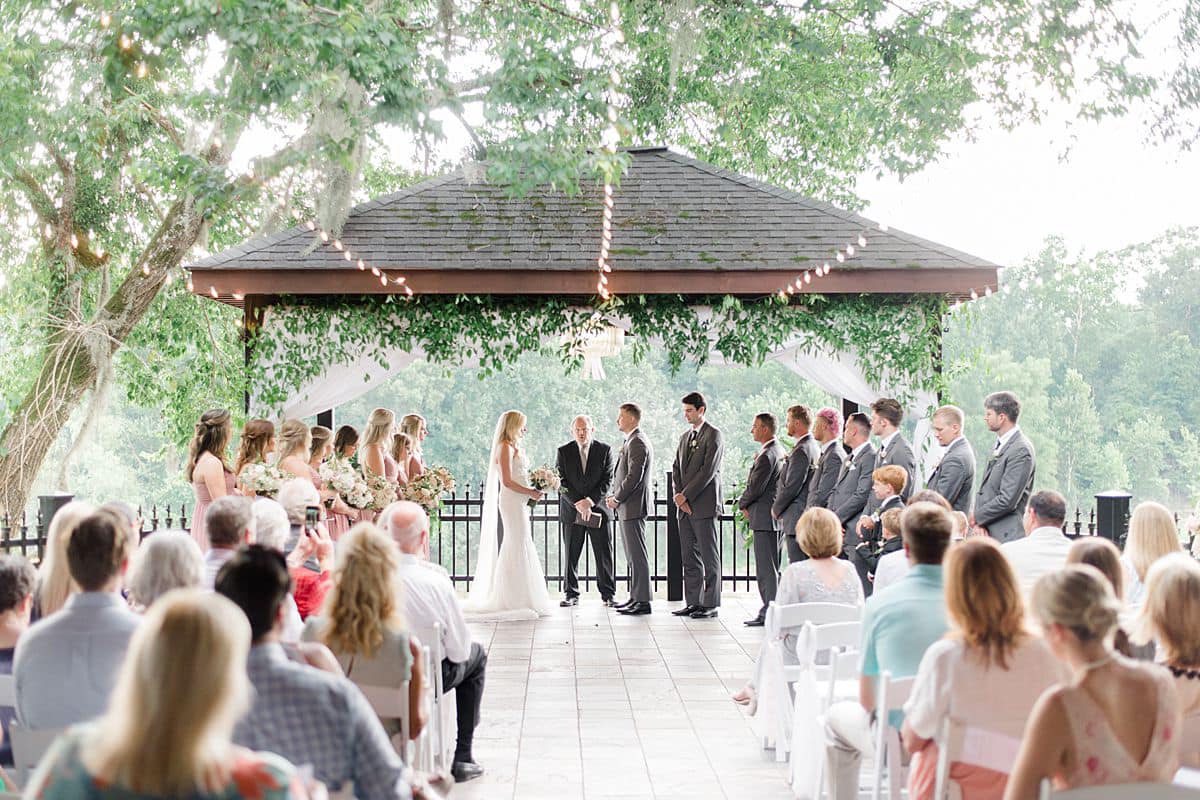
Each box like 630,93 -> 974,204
556,440 -> 615,526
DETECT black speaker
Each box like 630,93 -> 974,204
1094,490 -> 1132,546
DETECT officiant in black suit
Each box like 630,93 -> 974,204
557,415 -> 616,607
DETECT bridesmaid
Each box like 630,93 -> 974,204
276,420 -> 314,481
399,413 -> 427,479
187,408 -> 235,552
361,408 -> 400,494
233,418 -> 276,492
330,425 -> 361,531
389,432 -> 413,488
309,425 -> 358,539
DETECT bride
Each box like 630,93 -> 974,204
463,410 -> 555,620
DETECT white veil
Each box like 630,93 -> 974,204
466,415 -> 505,604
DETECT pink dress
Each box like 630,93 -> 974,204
1055,661 -> 1181,790
191,467 -> 236,552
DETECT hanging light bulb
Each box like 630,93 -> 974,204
357,259 -> 365,270
99,11 -> 111,28
319,230 -> 328,242
186,277 -> 194,291
879,222 -> 889,232
846,244 -> 856,257
209,286 -> 218,298
135,62 -> 147,79
858,234 -> 867,247
804,271 -> 812,284
379,274 -> 387,286
118,33 -> 131,50
305,220 -> 316,231
836,252 -> 845,263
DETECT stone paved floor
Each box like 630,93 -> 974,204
448,591 -> 797,800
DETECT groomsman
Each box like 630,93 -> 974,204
738,413 -> 785,627
855,398 -> 915,563
805,407 -> 844,512
772,405 -> 820,563
606,403 -> 654,616
556,416 -> 616,606
828,412 -> 877,553
671,392 -> 725,619
925,404 -> 976,513
972,391 -> 1036,543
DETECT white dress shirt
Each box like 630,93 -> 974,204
872,549 -> 910,593
879,430 -> 899,457
396,553 -> 472,663
203,547 -> 236,590
1002,525 -> 1074,596
14,592 -> 140,728
994,425 -> 1022,453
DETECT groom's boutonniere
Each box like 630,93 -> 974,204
688,438 -> 700,452
987,452 -> 1000,465
845,460 -> 857,472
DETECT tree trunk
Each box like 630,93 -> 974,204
0,196 -> 204,516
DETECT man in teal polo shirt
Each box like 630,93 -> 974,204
823,501 -> 953,800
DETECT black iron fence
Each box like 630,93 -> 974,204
0,477 -> 1182,599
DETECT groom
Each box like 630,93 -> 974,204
556,415 -> 616,607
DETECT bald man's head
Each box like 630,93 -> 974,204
572,415 -> 594,446
384,500 -> 429,553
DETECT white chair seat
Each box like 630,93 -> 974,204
9,722 -> 62,789
1041,780 -> 1200,799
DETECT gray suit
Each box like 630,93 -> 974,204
774,434 -> 819,563
860,433 -> 916,548
738,439 -> 785,615
612,428 -> 653,603
828,442 -> 878,548
671,421 -> 725,608
805,439 -> 844,511
926,437 -> 976,514
974,429 -> 1036,543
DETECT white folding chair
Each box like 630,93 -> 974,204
411,643 -> 435,772
8,722 -> 62,789
357,681 -> 411,762
428,621 -> 456,773
0,674 -> 14,707
871,671 -> 915,800
824,644 -> 862,709
932,716 -> 1023,800
1040,780 -> 1200,799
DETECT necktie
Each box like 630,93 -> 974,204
580,444 -> 589,471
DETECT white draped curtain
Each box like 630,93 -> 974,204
251,306 -> 943,481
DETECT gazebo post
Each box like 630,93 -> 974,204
841,398 -> 859,420
241,297 -> 265,416
317,409 -> 334,429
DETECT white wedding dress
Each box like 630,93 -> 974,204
463,445 -> 554,620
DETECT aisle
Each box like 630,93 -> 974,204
449,591 -> 797,800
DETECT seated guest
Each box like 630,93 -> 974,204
866,509 -> 905,592
824,502 -> 953,800
902,539 -> 1066,800
202,496 -> 256,589
1135,554 -> 1200,766
15,509 -> 139,728
1122,501 -> 1183,610
31,500 -> 93,621
277,479 -> 334,619
1067,538 -> 1140,658
126,531 -> 203,611
0,556 -> 36,767
732,507 -> 864,707
99,500 -> 142,549
250,497 -> 291,552
216,547 -> 411,800
303,523 -> 426,742
25,590 -> 306,800
1001,490 -> 1072,597
1005,565 -> 1182,798
386,501 -> 486,784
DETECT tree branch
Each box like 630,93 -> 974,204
123,85 -> 186,151
520,0 -> 603,29
7,165 -> 58,224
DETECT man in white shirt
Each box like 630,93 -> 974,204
14,509 -> 140,728
202,495 -> 256,589
387,501 -> 486,784
1002,489 -> 1072,596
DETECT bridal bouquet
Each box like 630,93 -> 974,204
527,465 -> 561,508
238,462 -> 286,497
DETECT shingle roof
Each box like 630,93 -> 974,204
188,146 -> 999,274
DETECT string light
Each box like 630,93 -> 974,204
777,218 -> 898,298
595,0 -> 626,301
99,11 -> 111,28
118,33 -> 131,50
134,62 -> 147,79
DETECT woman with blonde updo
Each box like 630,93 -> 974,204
389,432 -> 414,487
302,523 -> 425,744
361,409 -> 399,485
399,414 -> 427,479
233,419 -> 276,494
187,409 -> 236,552
26,590 -> 307,800
1122,501 -> 1183,610
310,425 -> 358,538
32,501 -> 94,621
1004,565 -> 1182,798
275,420 -> 313,481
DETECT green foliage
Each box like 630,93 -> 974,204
250,292 -> 946,414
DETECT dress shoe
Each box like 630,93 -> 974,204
560,597 -> 579,607
451,760 -> 484,783
671,604 -> 699,617
617,602 -> 652,615
690,607 -> 718,619
602,598 -> 618,608
613,597 -> 634,609
744,616 -> 765,627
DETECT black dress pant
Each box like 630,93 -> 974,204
440,641 -> 487,762
563,520 -> 616,600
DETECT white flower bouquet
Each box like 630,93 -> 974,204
319,456 -> 359,495
238,462 -> 286,497
344,477 -> 375,510
365,472 -> 397,510
400,465 -> 455,512
528,465 -> 561,508
426,465 -> 457,496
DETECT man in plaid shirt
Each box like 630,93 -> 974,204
216,546 -> 411,800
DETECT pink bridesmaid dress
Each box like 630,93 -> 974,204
191,468 -> 236,552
